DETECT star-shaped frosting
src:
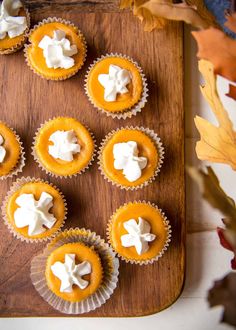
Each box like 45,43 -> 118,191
14,192 -> 57,236
51,254 -> 92,292
98,64 -> 132,102
121,217 -> 156,255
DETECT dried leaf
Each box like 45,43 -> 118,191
208,272 -> 236,327
226,84 -> 236,101
217,228 -> 236,269
225,11 -> 236,33
120,0 -> 217,31
188,166 -> 236,269
140,0 -> 210,29
187,166 -> 236,219
192,28 -> 236,82
193,60 -> 236,170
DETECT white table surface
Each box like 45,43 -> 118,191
1,25 -> 235,330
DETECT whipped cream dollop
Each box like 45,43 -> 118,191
38,30 -> 78,69
98,64 -> 132,102
48,130 -> 81,162
51,254 -> 92,293
0,134 -> 6,163
113,141 -> 147,182
121,217 -> 156,255
0,0 -> 27,39
14,192 -> 57,236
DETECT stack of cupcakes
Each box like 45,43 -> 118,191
0,0 -> 172,316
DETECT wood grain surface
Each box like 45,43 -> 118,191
0,1 -> 185,317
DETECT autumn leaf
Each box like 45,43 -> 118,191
225,11 -> 236,33
140,0 -> 210,29
193,60 -> 236,170
226,84 -> 236,101
120,0 -> 217,31
188,166 -> 236,269
192,28 -> 236,82
217,228 -> 236,269
208,272 -> 236,327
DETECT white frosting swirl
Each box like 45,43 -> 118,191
48,130 -> 81,162
51,254 -> 92,293
0,134 -> 6,163
98,64 -> 132,102
38,30 -> 78,69
121,217 -> 156,255
14,192 -> 57,236
113,141 -> 147,182
0,0 -> 27,39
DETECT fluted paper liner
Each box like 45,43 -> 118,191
31,228 -> 119,314
0,7 -> 30,55
32,117 -> 97,178
1,176 -> 67,243
98,126 -> 164,190
24,17 -> 87,80
0,122 -> 25,180
85,53 -> 148,119
107,201 -> 172,265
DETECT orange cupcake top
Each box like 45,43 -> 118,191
6,181 -> 66,240
108,202 -> 170,262
0,122 -> 21,177
87,56 -> 143,113
34,117 -> 95,177
45,242 -> 103,302
100,128 -> 159,188
0,7 -> 28,50
26,21 -> 86,80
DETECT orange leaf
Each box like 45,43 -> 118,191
225,11 -> 236,33
192,28 -> 236,82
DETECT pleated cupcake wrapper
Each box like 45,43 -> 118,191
24,17 -> 87,81
84,53 -> 149,120
1,176 -> 67,243
0,123 -> 26,180
98,126 -> 164,191
32,117 -> 97,178
30,227 -> 119,314
0,7 -> 30,55
107,200 -> 172,265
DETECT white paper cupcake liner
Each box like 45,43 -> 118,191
84,53 -> 149,119
98,126 -> 164,190
24,17 -> 87,80
30,227 -> 119,314
32,117 -> 97,178
1,176 -> 67,243
107,200 -> 172,265
0,7 -> 30,55
0,122 -> 26,180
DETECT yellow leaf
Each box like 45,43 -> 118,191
195,60 -> 236,171
120,0 -> 134,9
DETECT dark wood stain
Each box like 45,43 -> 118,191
0,1 -> 185,317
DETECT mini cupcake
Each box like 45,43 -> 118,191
31,228 -> 119,314
24,17 -> 87,80
98,126 -> 164,190
1,177 -> 67,242
107,201 -> 171,265
32,117 -> 96,177
85,53 -> 148,119
0,121 -> 25,179
0,0 -> 30,55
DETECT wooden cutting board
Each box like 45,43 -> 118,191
0,0 -> 185,317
